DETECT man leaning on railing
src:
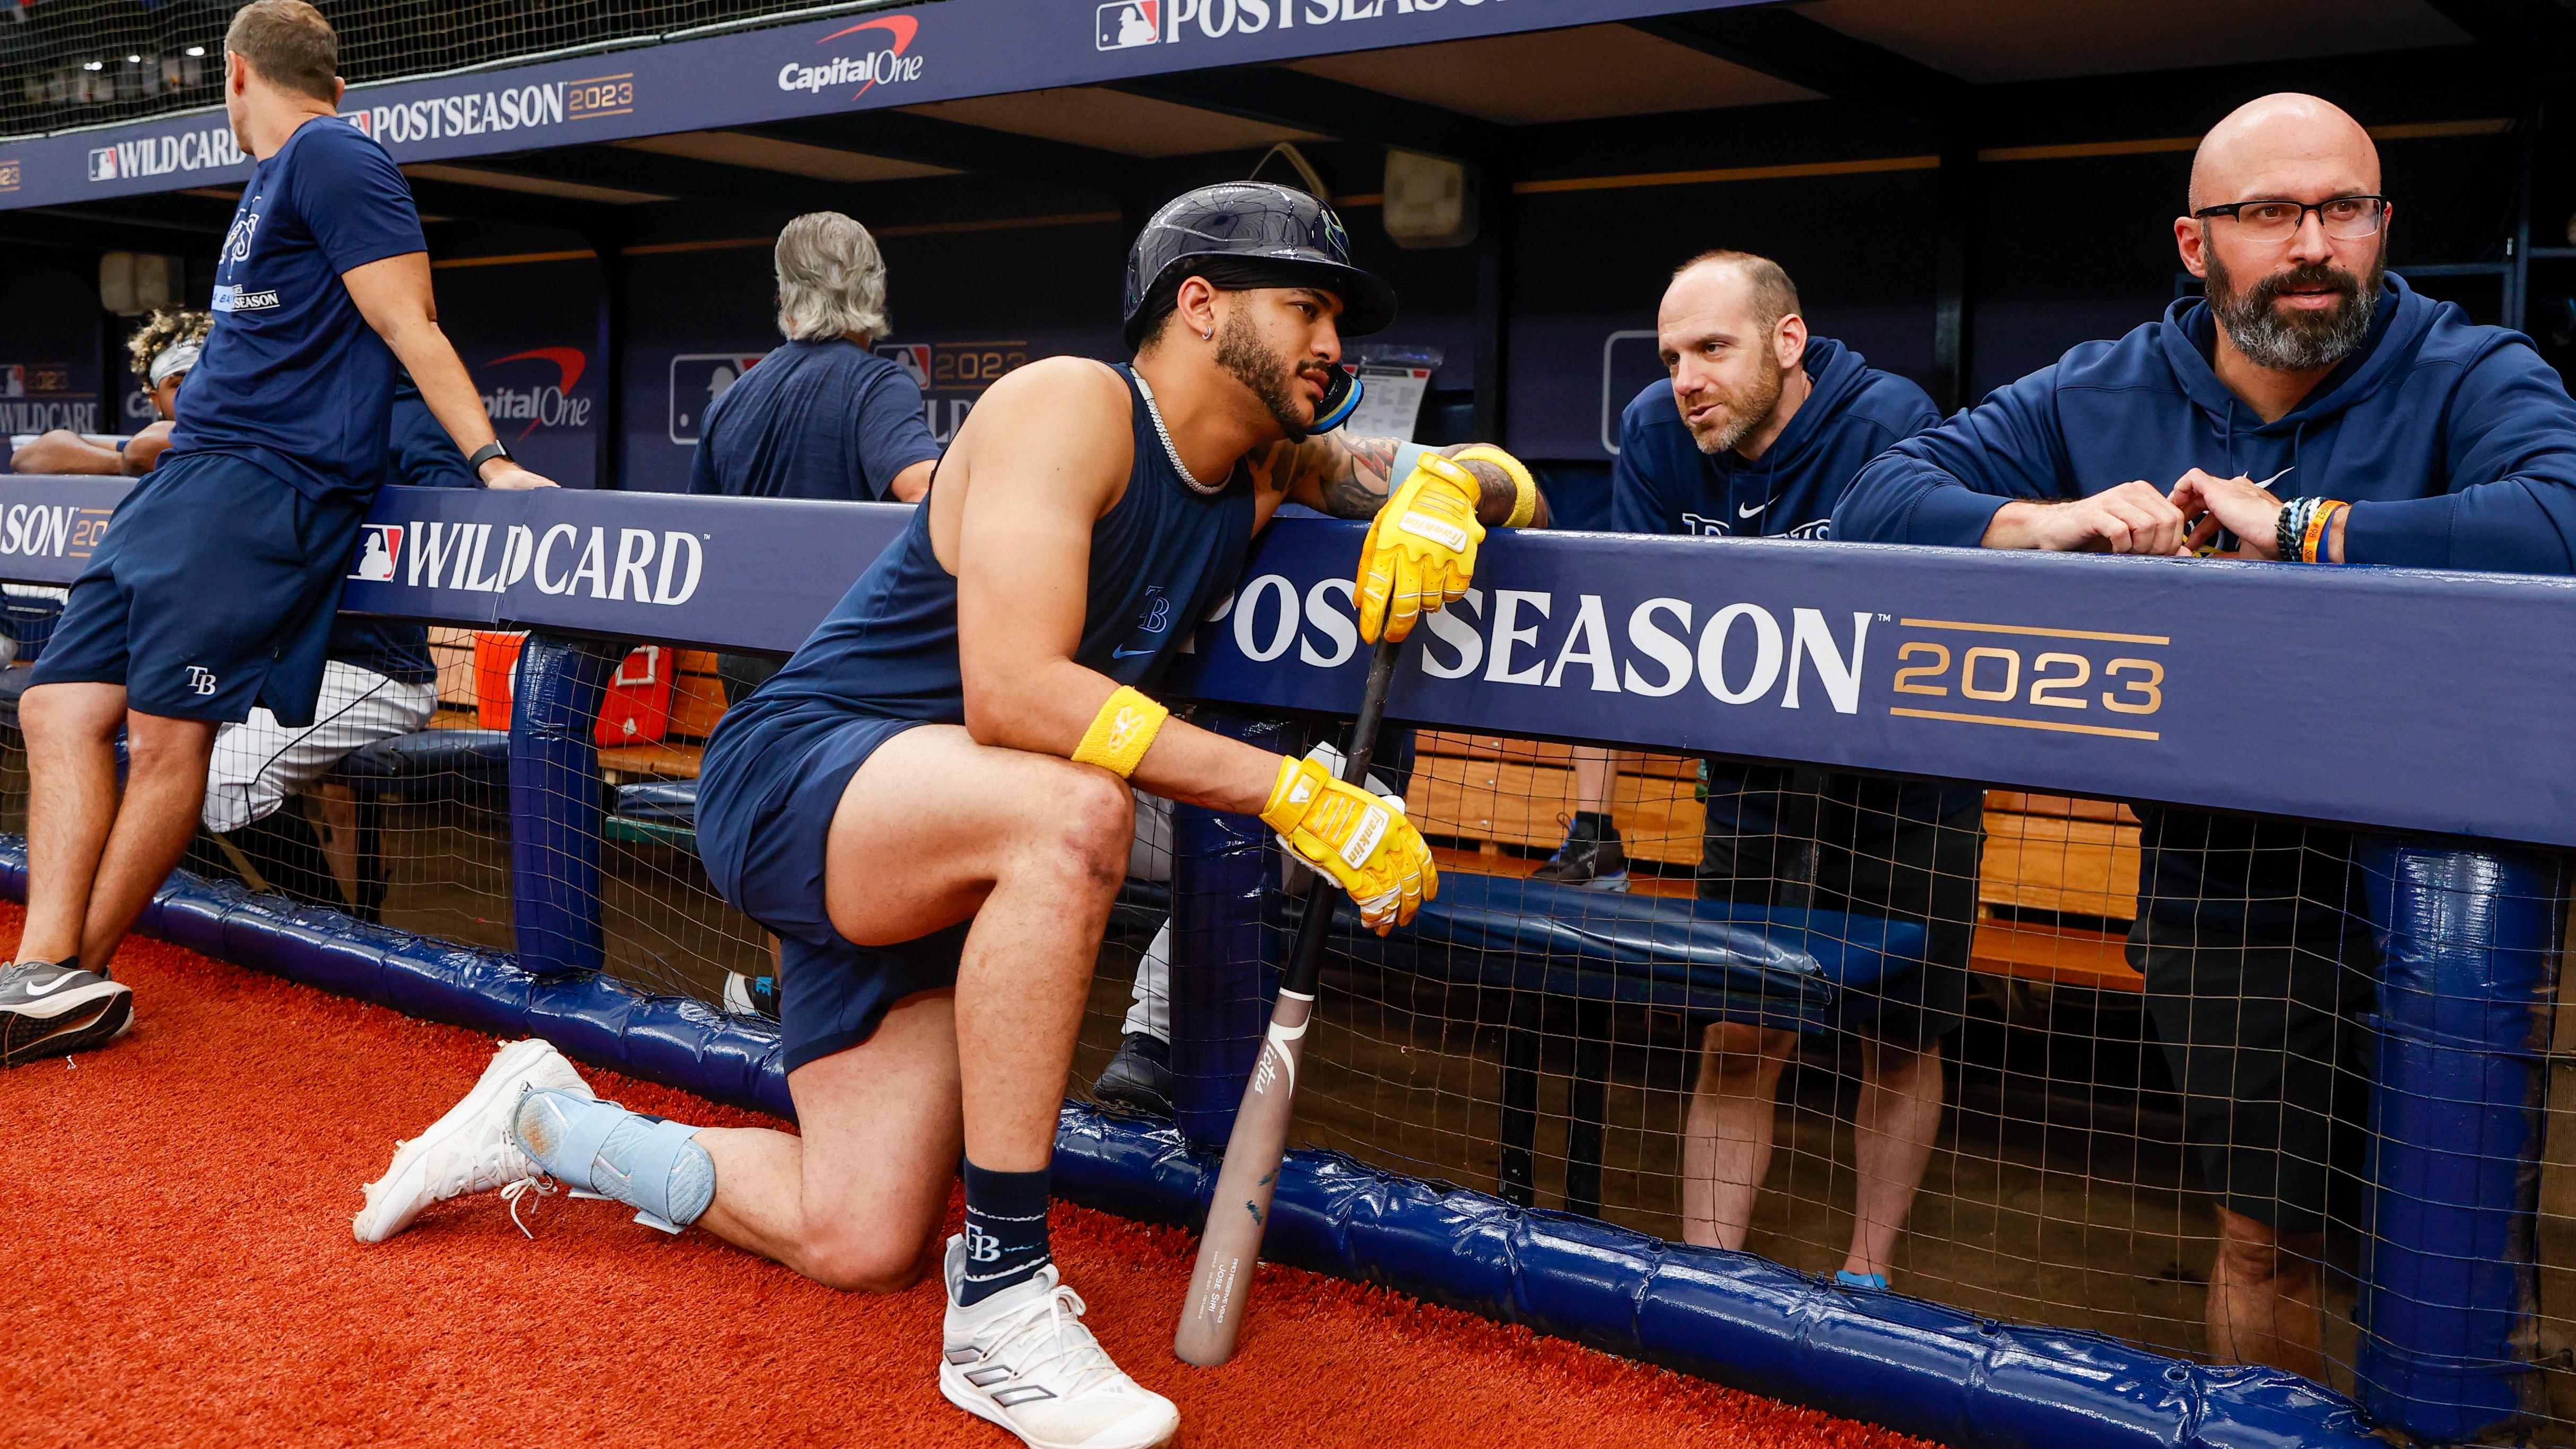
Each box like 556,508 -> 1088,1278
1833,93 -> 2576,1380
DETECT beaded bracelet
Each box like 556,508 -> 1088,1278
2273,497 -> 2347,563
2275,497 -> 2314,562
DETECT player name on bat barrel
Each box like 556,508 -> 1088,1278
0,474 -> 2565,847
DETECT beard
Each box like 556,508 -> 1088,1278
1214,307 -> 1326,441
1681,345 -> 1788,456
2206,244 -> 2384,373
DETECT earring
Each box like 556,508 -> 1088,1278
1203,329 -> 1213,340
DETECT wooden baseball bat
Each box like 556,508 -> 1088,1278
1174,634 -> 1406,1368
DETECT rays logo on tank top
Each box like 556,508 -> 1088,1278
1112,584 -> 1173,659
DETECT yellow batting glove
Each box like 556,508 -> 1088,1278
1259,752 -> 1438,935
1356,452 -> 1483,644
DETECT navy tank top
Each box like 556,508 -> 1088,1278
721,364 -> 1258,733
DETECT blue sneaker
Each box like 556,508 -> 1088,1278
1835,1270 -> 1890,1291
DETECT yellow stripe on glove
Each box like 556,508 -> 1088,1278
1071,685 -> 1169,778
1259,752 -> 1437,935
1356,452 -> 1484,644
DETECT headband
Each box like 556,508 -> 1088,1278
148,342 -> 202,388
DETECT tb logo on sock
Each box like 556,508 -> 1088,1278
964,1224 -> 1002,1264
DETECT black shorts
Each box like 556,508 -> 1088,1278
33,452 -> 368,725
1695,765 -> 1985,1049
2134,918 -> 2375,1235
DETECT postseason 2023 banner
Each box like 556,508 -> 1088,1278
0,0 -> 1757,210
0,474 -> 2570,848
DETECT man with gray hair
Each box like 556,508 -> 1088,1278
691,211 -> 942,703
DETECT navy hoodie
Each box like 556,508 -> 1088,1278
1612,338 -> 1976,841
1613,336 -> 1939,540
1835,273 -> 2576,572
1835,273 -> 2576,939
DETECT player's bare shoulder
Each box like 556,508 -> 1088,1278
930,357 -> 1138,551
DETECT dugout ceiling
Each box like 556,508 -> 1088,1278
0,0 -> 2526,216
3,0 -> 2571,488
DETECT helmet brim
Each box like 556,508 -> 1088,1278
1125,251 -> 1397,348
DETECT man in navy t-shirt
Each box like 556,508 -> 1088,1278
690,211 -> 941,705
1586,251 -> 1978,1299
0,0 -> 552,1067
191,374 -> 480,912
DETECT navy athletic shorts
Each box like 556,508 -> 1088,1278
33,452 -> 368,725
697,702 -> 965,1073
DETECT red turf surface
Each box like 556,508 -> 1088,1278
0,913 -> 1930,1449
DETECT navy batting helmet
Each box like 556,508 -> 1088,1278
1121,182 -> 1397,348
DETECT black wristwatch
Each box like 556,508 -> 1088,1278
466,439 -> 512,481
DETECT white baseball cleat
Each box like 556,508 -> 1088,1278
939,1236 -> 1180,1449
353,1037 -> 593,1243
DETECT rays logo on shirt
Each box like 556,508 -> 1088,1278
1111,585 -> 1173,659
1677,512 -> 1735,537
221,206 -> 261,264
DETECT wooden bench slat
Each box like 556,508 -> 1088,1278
1412,756 -> 1705,867
1971,920 -> 2144,991
1987,791 -> 2139,824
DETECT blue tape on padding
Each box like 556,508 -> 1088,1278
2355,838 -> 2558,1443
1048,1103 -> 2383,1449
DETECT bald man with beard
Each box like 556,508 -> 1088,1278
1836,94 -> 2576,1378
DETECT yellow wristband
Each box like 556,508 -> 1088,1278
1071,685 -> 1169,778
1454,444 -> 1537,528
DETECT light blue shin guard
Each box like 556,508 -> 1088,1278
512,1088 -> 716,1234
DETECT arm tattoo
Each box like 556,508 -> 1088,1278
1275,433 -> 1544,526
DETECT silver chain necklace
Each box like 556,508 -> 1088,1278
1129,370 -> 1226,496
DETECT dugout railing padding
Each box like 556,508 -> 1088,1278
0,474 -> 2568,1446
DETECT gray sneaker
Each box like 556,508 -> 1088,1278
0,957 -> 132,1067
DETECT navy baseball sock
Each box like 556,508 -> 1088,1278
957,1160 -> 1053,1306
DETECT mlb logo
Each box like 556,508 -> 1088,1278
877,343 -> 931,387
1096,1 -> 1158,49
668,352 -> 769,443
87,147 -> 117,182
347,524 -> 403,582
0,365 -> 20,400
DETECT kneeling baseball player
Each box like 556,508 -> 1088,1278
355,181 -> 1544,1449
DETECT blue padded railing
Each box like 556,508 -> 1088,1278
0,475 -> 2562,1443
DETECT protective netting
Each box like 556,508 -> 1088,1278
1,0 -> 894,139
0,607 -> 2566,1438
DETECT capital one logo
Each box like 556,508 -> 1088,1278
482,347 -> 593,438
779,15 -> 924,99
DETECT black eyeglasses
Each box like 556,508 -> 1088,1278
2191,195 -> 2388,243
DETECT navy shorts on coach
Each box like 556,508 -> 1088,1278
33,452 -> 369,726
695,700 -> 964,1072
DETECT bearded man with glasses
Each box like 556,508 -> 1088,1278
1835,93 -> 2576,1380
